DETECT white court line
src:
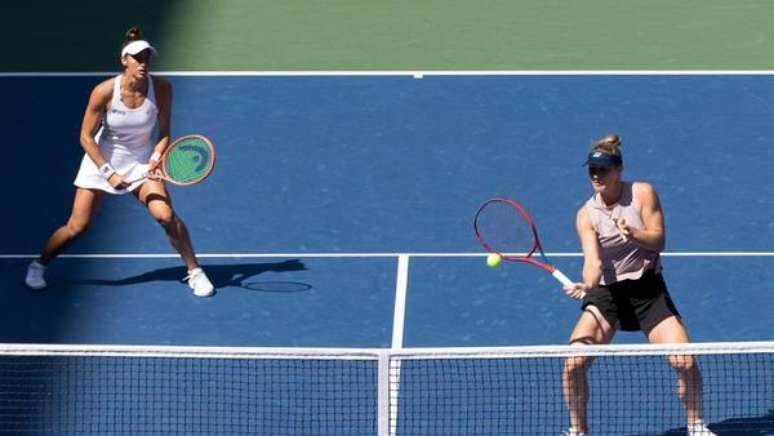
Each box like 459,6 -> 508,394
391,255 -> 410,350
388,255 -> 409,436
4,70 -> 774,78
1,252 -> 774,259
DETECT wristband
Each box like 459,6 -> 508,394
99,163 -> 116,179
150,151 -> 162,162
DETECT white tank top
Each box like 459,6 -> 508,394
73,74 -> 159,194
584,181 -> 661,285
98,74 -> 158,149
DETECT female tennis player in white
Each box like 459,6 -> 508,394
561,135 -> 714,435
25,27 -> 214,297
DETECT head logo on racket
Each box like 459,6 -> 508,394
126,134 -> 216,186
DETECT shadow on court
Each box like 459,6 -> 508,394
657,409 -> 774,435
64,259 -> 309,291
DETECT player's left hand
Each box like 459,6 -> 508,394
612,217 -> 631,242
147,157 -> 162,180
148,159 -> 160,174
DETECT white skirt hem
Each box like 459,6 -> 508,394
73,142 -> 152,195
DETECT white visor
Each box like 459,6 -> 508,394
121,40 -> 158,57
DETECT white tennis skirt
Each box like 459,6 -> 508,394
74,140 -> 151,195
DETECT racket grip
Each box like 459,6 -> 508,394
553,269 -> 586,300
551,268 -> 574,288
123,171 -> 150,185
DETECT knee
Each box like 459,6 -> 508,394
150,205 -> 176,227
563,355 -> 593,375
65,219 -> 90,237
668,354 -> 698,373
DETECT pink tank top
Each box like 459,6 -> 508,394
584,181 -> 661,285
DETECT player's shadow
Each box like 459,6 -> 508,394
66,259 -> 310,292
656,409 -> 774,435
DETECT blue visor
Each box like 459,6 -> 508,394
583,151 -> 622,167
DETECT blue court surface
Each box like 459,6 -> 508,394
4,74 -> 773,346
2,74 -> 773,434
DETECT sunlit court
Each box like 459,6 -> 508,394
3,1 -> 774,434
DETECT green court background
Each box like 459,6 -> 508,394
3,1 -> 774,71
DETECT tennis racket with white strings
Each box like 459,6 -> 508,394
474,197 -> 582,296
126,134 -> 216,186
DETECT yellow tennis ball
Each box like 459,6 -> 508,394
486,253 -> 502,268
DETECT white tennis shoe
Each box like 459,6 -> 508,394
185,267 -> 214,297
688,420 -> 716,436
562,420 -> 712,436
25,260 -> 47,290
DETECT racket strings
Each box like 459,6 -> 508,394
165,138 -> 213,183
475,200 -> 536,257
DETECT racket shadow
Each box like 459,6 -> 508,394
240,280 -> 312,293
66,259 -> 309,291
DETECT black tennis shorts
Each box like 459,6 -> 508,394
582,269 -> 681,332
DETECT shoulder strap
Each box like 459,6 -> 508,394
583,197 -> 599,232
147,74 -> 156,103
109,75 -> 124,109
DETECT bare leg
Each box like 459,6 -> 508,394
39,188 -> 103,264
562,306 -> 615,433
134,180 -> 200,271
647,316 -> 702,427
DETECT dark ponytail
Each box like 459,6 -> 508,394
122,26 -> 143,48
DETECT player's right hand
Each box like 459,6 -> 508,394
563,282 -> 588,300
108,173 -> 130,190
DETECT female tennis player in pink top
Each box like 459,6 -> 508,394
561,134 -> 714,436
24,27 -> 214,297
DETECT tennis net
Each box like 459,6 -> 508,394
0,342 -> 771,435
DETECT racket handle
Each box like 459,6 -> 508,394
551,268 -> 574,287
552,269 -> 586,299
123,173 -> 147,185
124,169 -> 161,185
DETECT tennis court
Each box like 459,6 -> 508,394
3,1 -> 774,434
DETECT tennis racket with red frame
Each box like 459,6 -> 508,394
474,197 -> 581,294
125,134 -> 216,186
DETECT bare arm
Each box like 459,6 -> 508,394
577,207 -> 603,289
615,182 -> 665,252
148,78 -> 172,174
79,80 -> 112,168
79,80 -> 128,189
563,206 -> 603,299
